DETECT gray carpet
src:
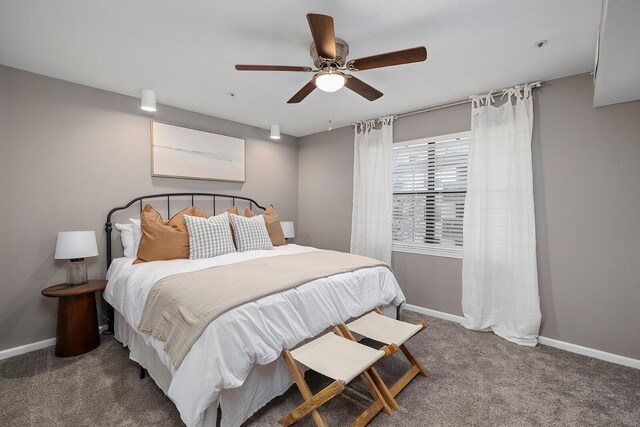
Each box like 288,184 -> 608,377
1,311 -> 639,426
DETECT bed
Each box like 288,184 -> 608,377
103,193 -> 406,427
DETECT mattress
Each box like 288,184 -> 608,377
105,244 -> 405,426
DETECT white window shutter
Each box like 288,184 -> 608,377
392,132 -> 470,258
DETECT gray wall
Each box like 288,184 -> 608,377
297,125 -> 354,252
0,65 -> 298,351
298,73 -> 640,359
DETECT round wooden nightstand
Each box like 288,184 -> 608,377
41,280 -> 107,357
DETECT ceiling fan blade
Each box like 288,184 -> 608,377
235,65 -> 313,72
349,46 -> 427,71
287,81 -> 316,103
307,14 -> 336,59
344,76 -> 383,101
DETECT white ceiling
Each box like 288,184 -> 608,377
0,0 -> 602,137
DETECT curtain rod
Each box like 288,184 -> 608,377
396,99 -> 470,118
397,82 -> 543,118
353,82 -> 545,124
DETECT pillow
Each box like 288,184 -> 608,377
244,205 -> 286,246
185,213 -> 236,259
114,223 -> 135,258
227,206 -> 239,248
130,218 -> 141,255
134,205 -> 208,263
230,214 -> 273,252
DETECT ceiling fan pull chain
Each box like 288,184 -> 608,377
328,92 -> 333,131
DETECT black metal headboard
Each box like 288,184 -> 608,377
105,192 -> 266,268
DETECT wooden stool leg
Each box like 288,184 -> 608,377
400,344 -> 428,377
387,344 -> 428,398
389,365 -> 421,398
282,350 -> 329,427
279,380 -> 344,427
348,399 -> 385,427
359,370 -> 393,416
367,367 -> 401,410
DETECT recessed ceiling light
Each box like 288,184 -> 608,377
535,40 -> 548,48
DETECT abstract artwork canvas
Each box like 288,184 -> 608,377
151,121 -> 245,182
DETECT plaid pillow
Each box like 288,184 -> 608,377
185,213 -> 236,259
230,214 -> 273,252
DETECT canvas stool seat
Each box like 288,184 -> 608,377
291,332 -> 386,384
347,311 -> 423,347
279,331 -> 398,427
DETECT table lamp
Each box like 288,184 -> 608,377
281,221 -> 295,241
55,231 -> 98,285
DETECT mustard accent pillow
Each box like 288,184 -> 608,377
134,205 -> 208,263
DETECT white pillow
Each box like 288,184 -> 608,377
185,213 -> 236,259
114,219 -> 142,258
130,218 -> 142,257
115,223 -> 135,258
230,214 -> 273,252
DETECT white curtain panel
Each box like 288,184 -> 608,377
350,117 -> 394,264
462,84 -> 542,346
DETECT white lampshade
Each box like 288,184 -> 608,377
140,89 -> 157,112
55,231 -> 99,260
270,124 -> 281,140
313,70 -> 346,92
281,221 -> 295,239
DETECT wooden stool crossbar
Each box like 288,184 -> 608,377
340,308 -> 428,410
279,331 -> 398,427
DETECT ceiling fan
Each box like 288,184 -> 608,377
235,13 -> 427,104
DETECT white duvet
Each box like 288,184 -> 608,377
104,244 -> 405,426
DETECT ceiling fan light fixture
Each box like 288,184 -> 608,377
313,69 -> 347,93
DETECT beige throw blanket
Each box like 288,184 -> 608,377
138,250 -> 389,369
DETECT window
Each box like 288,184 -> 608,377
392,131 -> 470,258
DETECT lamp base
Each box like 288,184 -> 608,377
67,258 -> 88,286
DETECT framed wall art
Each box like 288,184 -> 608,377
151,121 -> 245,182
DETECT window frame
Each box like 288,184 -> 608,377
391,130 -> 471,259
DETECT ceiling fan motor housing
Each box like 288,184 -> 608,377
310,38 -> 350,68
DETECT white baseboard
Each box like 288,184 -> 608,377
0,325 -> 109,361
536,336 -> 640,370
402,304 -> 640,370
403,303 -> 465,323
0,337 -> 57,361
